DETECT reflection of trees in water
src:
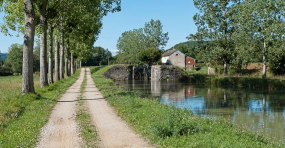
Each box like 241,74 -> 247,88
200,89 -> 285,142
116,80 -> 285,142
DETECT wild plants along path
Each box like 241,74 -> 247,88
36,68 -> 85,148
84,68 -> 151,148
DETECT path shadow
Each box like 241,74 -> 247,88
81,98 -> 104,101
57,100 -> 79,102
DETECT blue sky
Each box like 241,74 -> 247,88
0,0 -> 198,55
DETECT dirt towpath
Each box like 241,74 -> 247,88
36,68 -> 85,148
83,68 -> 151,148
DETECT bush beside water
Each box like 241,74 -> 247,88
90,66 -> 283,147
181,74 -> 285,91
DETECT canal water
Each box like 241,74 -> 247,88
115,80 -> 285,143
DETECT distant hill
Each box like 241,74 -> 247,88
0,53 -> 8,61
166,41 -> 199,59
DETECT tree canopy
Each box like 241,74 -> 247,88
117,19 -> 168,64
189,0 -> 285,76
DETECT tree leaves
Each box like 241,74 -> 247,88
117,19 -> 169,65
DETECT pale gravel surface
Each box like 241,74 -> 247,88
36,68 -> 85,148
83,68 -> 152,148
36,68 -> 152,148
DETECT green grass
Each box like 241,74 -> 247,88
76,69 -> 98,148
0,75 -> 40,131
0,69 -> 81,147
90,66 -> 284,148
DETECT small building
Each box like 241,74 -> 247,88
161,49 -> 196,70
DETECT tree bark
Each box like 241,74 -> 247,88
75,61 -> 78,69
48,23 -> 53,83
65,54 -> 68,77
224,61 -> 228,75
65,38 -> 70,76
39,2 -> 48,88
71,53 -> 74,75
262,40 -> 267,79
54,35 -> 60,81
22,0 -> 35,94
60,19 -> 64,79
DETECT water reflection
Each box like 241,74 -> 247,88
115,80 -> 285,143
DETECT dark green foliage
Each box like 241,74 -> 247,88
4,43 -> 23,74
168,41 -> 199,59
183,74 -> 285,91
3,43 -> 41,75
82,46 -> 112,66
33,42 -> 40,72
138,47 -> 161,65
116,19 -> 169,64
268,51 -> 285,75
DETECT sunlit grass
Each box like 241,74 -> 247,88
76,69 -> 98,148
0,70 -> 80,147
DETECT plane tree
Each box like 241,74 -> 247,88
188,0 -> 239,75
0,0 -> 121,94
232,0 -> 285,78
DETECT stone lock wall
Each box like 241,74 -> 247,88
151,65 -> 184,80
104,65 -> 185,81
103,65 -> 132,80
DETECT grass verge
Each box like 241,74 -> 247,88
76,69 -> 98,148
0,69 -> 80,147
90,66 -> 284,148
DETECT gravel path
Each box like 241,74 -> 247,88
83,68 -> 151,148
36,68 -> 85,148
36,68 -> 151,148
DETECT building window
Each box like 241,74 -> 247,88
176,53 -> 179,56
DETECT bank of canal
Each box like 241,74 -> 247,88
91,66 -> 284,147
116,80 -> 285,143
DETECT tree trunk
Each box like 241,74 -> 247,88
54,35 -> 60,81
262,40 -> 267,79
22,0 -> 35,94
75,61 -> 78,69
224,61 -> 228,75
65,56 -> 68,77
67,40 -> 71,76
65,39 -> 70,77
39,4 -> 48,88
60,20 -> 64,79
71,53 -> 74,75
48,24 -> 54,84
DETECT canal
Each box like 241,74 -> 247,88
115,80 -> 285,143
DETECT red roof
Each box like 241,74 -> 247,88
161,49 -> 177,57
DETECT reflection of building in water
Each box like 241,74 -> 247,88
151,80 -> 161,96
161,88 -> 185,101
159,85 -> 196,102
185,87 -> 195,98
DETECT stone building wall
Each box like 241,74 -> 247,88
168,50 -> 185,68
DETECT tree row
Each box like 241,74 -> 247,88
0,0 -> 121,94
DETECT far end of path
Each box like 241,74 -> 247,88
83,68 -> 153,148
